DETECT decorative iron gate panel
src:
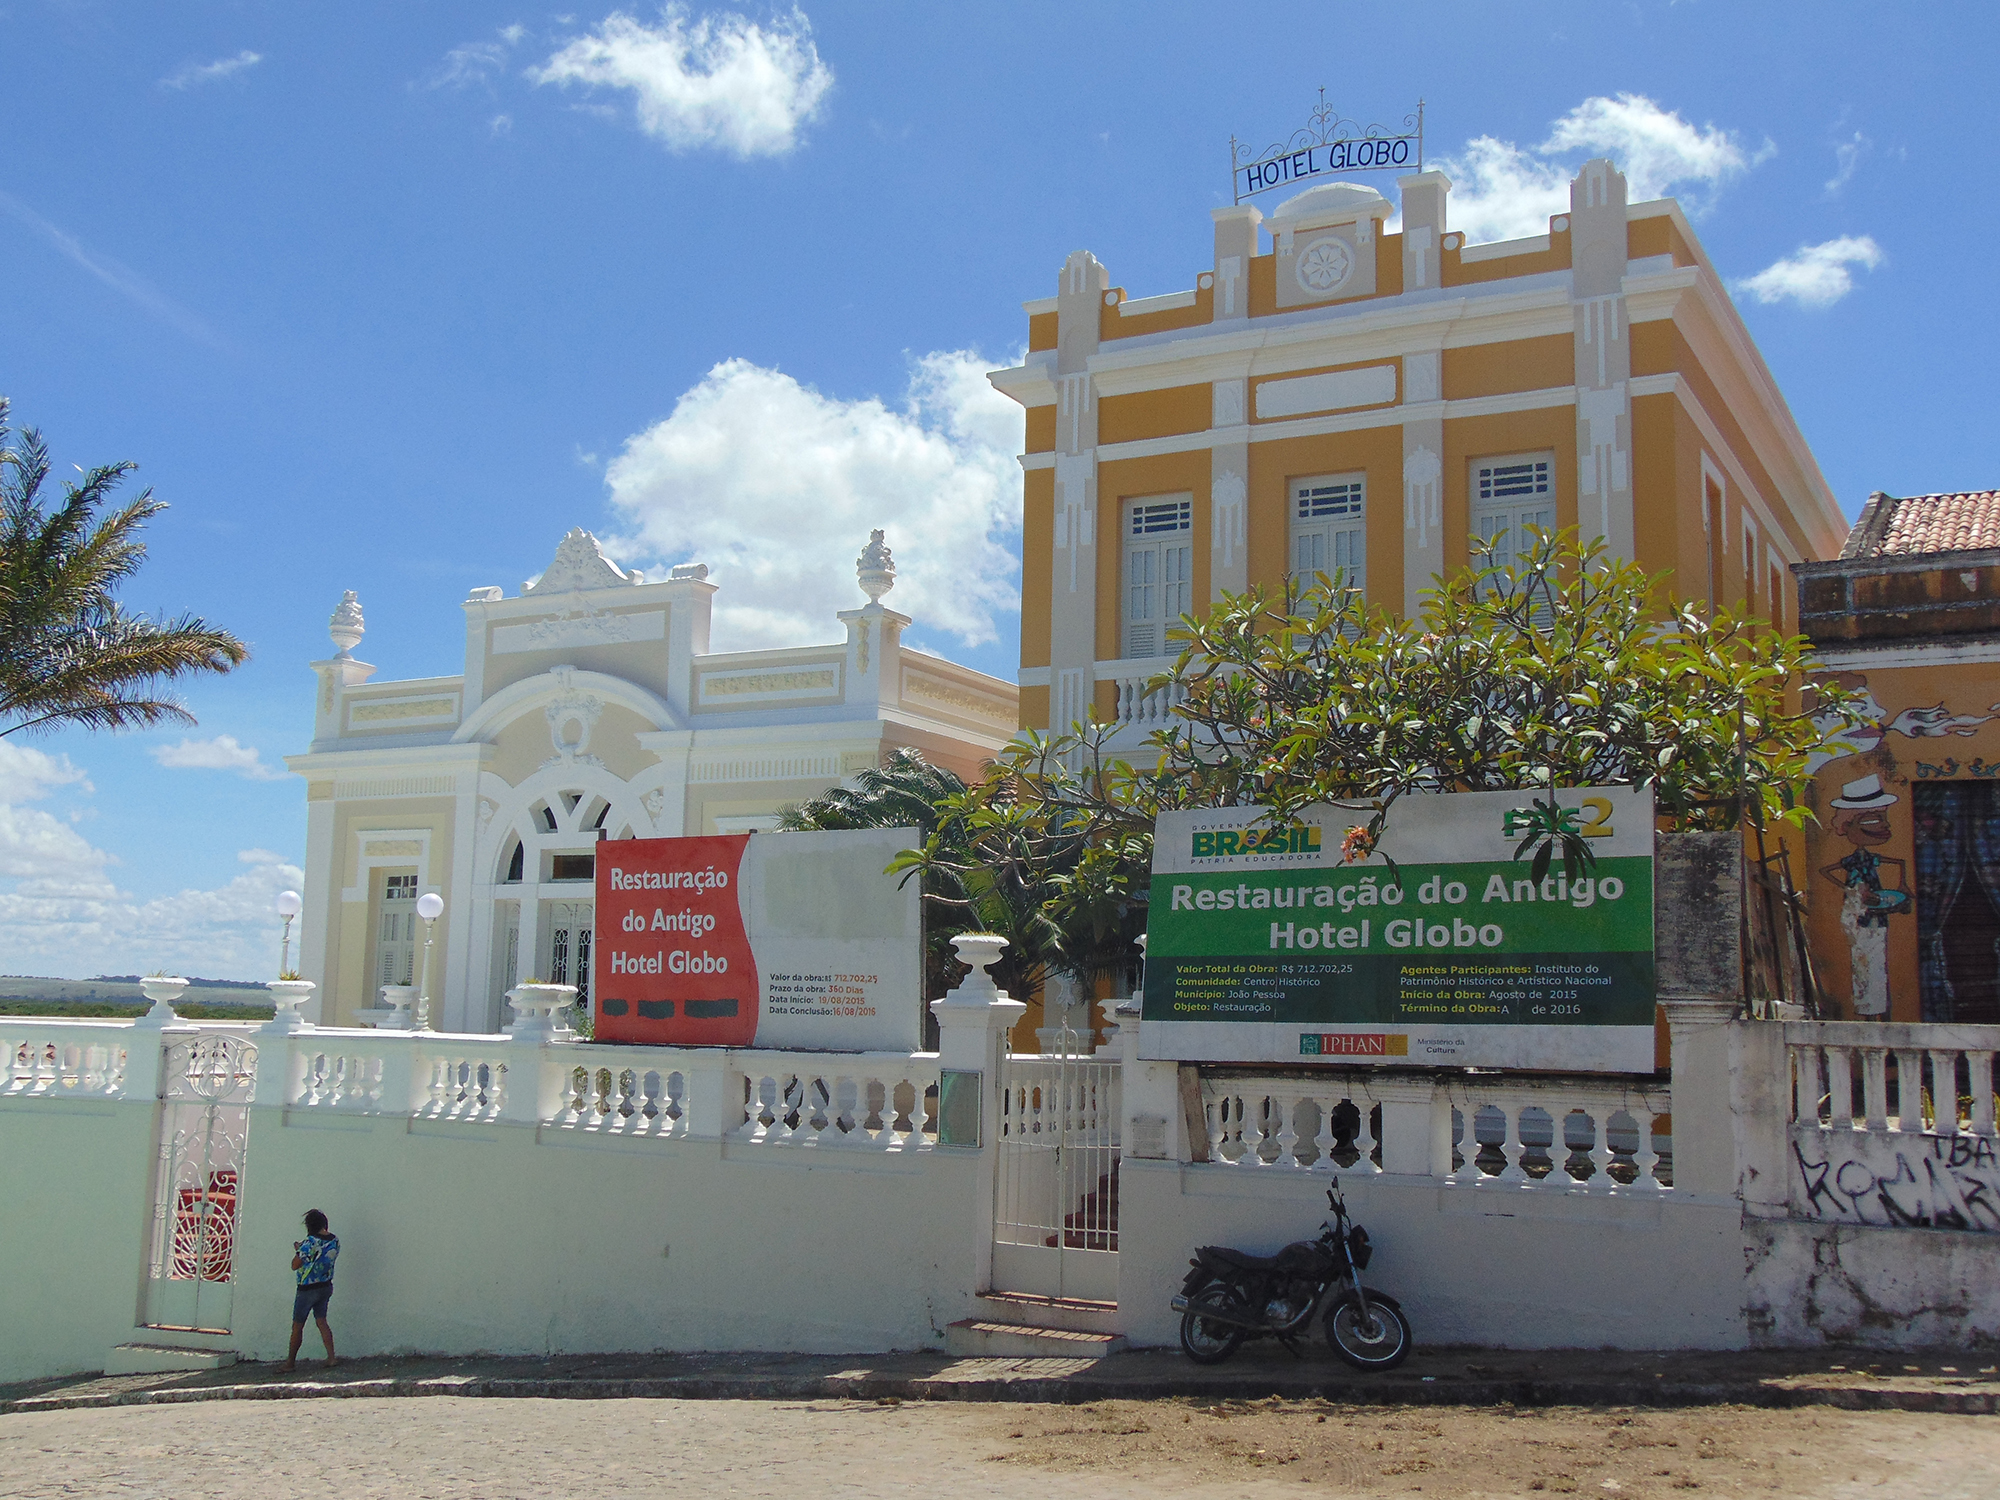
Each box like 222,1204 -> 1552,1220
992,1020 -> 1120,1300
141,1034 -> 257,1334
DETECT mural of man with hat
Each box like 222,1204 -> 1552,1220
1819,773 -> 1911,1018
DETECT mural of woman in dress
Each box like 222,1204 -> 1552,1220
1819,775 -> 1911,1017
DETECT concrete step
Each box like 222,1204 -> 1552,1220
105,1343 -> 238,1375
945,1319 -> 1126,1360
976,1290 -> 1121,1334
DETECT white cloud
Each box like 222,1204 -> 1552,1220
0,854 -> 304,979
434,39 -> 511,90
530,6 -> 833,157
160,51 -> 263,90
0,743 -> 91,802
1826,131 -> 1869,195
150,734 -> 288,781
0,190 -> 222,347
1735,236 -> 1885,309
0,746 -> 301,976
602,351 -> 1024,651
1436,94 -> 1769,245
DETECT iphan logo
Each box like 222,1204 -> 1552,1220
1190,823 -> 1322,859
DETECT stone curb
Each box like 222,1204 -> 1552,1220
6,1371 -> 1995,1417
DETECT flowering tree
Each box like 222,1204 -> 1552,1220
1152,530 -> 1858,877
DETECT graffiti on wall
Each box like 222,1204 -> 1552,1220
1817,776 -> 1910,1018
1807,672 -> 1996,774
1792,1129 -> 2000,1231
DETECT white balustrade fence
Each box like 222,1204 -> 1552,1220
1110,675 -> 1186,729
1201,1075 -> 1383,1172
557,1059 -> 682,1138
1787,1022 -> 1998,1138
1441,1079 -> 1671,1191
1200,1072 -> 1671,1191
0,1019 -> 945,1153
2,1022 -> 135,1100
734,1054 -> 941,1150
1784,1021 -> 2000,1231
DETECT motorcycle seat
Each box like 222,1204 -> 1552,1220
1197,1245 -> 1288,1272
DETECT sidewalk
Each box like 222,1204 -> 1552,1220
5,1344 -> 1996,1416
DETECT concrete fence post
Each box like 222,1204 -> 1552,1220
1729,1019 -> 1792,1214
1661,998 -> 1738,1194
1370,1077 -> 1442,1177
930,935 -> 1026,1296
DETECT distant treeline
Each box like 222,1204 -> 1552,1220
88,975 -> 269,989
0,1000 -> 277,1019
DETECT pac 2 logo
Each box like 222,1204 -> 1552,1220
1500,796 -> 1616,841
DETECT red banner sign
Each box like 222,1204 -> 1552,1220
593,834 -> 757,1045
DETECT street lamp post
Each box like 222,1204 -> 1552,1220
414,892 -> 444,1031
276,889 -> 303,975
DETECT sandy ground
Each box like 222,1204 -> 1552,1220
2,1396 -> 1997,1499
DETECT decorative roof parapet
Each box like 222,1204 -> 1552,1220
525,528 -> 642,595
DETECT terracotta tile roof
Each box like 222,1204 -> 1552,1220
1841,489 -> 2000,560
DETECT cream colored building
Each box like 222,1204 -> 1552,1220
285,529 -> 1017,1031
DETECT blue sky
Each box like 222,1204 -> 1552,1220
2,1 -> 1993,978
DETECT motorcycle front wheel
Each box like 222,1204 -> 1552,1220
1178,1282 -> 1249,1365
1325,1295 -> 1412,1370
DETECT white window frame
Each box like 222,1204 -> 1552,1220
1289,472 -> 1367,600
375,871 -> 418,989
1122,495 -> 1193,659
1470,452 -> 1558,575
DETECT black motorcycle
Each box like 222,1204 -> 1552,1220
1171,1182 -> 1412,1368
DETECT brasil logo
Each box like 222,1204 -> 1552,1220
1190,823 -> 1322,859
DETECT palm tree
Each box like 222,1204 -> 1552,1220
0,399 -> 247,737
782,746 -> 1148,1044
779,749 -> 978,1010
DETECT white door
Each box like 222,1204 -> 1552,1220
376,873 -> 417,988
542,900 -> 594,1009
1123,497 -> 1193,658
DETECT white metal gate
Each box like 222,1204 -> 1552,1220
140,1034 -> 257,1334
992,1017 -> 1120,1300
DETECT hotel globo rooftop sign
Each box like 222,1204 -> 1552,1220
1232,93 -> 1425,204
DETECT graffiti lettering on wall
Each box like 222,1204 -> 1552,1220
1792,1130 -> 2000,1231
1916,757 -> 2000,780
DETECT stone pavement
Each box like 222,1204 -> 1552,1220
5,1344 -> 1996,1416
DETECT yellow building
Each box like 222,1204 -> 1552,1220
989,160 -> 1850,740
1798,490 -> 2000,1023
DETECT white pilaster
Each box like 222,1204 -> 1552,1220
1570,158 -> 1636,561
1209,205 -> 1260,323
1049,251 -> 1106,728
1397,171 -> 1450,293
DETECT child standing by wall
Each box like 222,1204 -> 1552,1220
282,1209 -> 340,1372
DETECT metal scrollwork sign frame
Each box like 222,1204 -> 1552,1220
1231,93 -> 1425,204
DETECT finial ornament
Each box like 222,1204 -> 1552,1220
328,591 -> 364,658
857,529 -> 896,604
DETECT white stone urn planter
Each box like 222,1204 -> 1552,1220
355,985 -> 416,1030
134,976 -> 188,1028
262,980 -> 317,1035
947,934 -> 1009,997
507,983 -> 577,1044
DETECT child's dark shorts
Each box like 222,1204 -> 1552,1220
293,1281 -> 334,1323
